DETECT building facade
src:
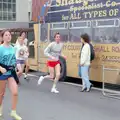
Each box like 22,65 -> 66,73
0,0 -> 29,29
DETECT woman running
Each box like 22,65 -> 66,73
15,36 -> 29,78
16,31 -> 29,79
38,32 -> 66,93
0,30 -> 22,120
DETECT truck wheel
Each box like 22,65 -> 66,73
59,56 -> 67,81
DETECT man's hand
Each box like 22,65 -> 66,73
51,56 -> 57,61
63,55 -> 67,60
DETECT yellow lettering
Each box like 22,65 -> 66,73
70,6 -> 74,12
98,10 -> 107,17
111,1 -> 117,7
114,9 -> 119,16
56,1 -> 61,6
98,11 -> 103,17
89,12 -> 92,18
103,10 -> 107,17
61,0 -> 64,5
68,0 -> 74,5
70,13 -> 74,20
84,10 -> 107,19
106,0 -> 111,7
106,0 -> 117,7
78,6 -> 81,11
75,0 -> 82,4
93,11 -> 98,18
109,9 -> 119,16
83,12 -> 88,18
62,15 -> 69,20
62,15 -> 64,20
109,9 -> 114,16
83,12 -> 92,19
70,12 -> 81,20
77,13 -> 81,19
73,7 -> 78,13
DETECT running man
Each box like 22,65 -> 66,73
38,32 -> 66,93
0,30 -> 22,120
40,0 -> 52,23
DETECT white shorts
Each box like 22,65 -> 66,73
17,63 -> 25,72
24,57 -> 28,61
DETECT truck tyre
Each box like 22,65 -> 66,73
59,56 -> 67,81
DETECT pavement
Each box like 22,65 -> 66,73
1,72 -> 120,120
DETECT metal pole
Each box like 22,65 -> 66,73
102,65 -> 105,95
102,66 -> 120,100
37,20 -> 41,70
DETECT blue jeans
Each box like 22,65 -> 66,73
79,65 -> 91,89
40,2 -> 48,17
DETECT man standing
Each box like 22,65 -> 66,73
40,0 -> 52,23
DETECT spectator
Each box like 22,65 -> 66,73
79,33 -> 93,92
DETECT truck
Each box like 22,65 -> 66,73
29,0 -> 120,85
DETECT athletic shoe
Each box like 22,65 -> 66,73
10,111 -> 22,120
37,76 -> 44,85
51,88 -> 59,93
24,74 -> 27,79
0,105 -> 2,117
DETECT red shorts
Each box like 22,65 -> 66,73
47,60 -> 60,68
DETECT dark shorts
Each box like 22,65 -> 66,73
0,74 -> 13,80
16,60 -> 25,64
47,60 -> 60,68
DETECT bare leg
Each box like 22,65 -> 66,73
0,80 -> 6,116
44,67 -> 55,79
8,77 -> 18,111
24,59 -> 29,78
38,67 -> 54,85
8,77 -> 22,120
51,64 -> 61,93
16,64 -> 23,78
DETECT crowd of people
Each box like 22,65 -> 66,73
0,29 -> 93,120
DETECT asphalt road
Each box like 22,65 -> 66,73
1,72 -> 120,120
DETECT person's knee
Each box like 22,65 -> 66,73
0,92 -> 5,98
25,60 -> 29,67
56,72 -> 60,78
50,74 -> 54,79
26,65 -> 29,69
17,70 -> 22,77
19,69 -> 23,74
12,90 -> 18,96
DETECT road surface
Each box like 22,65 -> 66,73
2,72 -> 120,120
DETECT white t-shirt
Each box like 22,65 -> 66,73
16,38 -> 28,46
14,44 -> 29,60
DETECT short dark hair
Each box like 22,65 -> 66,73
54,32 -> 60,38
19,31 -> 26,36
1,29 -> 11,38
0,32 -> 1,37
0,32 -> 3,44
81,33 -> 90,43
